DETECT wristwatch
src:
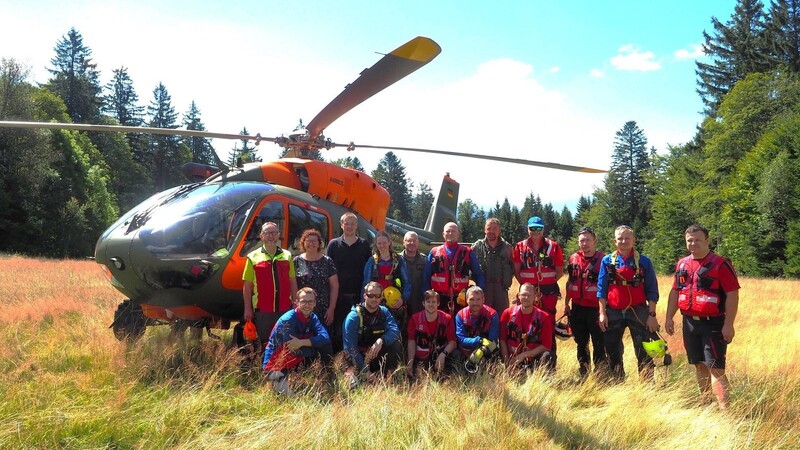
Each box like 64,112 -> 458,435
648,311 -> 656,317
442,350 -> 449,356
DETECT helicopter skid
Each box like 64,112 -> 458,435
140,303 -> 230,329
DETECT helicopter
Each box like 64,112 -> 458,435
0,36 -> 604,342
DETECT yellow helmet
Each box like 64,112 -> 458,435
642,338 -> 667,358
456,289 -> 468,307
383,286 -> 402,309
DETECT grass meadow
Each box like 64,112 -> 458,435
0,254 -> 798,449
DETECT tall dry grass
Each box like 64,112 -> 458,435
0,254 -> 798,449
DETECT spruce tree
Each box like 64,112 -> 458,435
606,121 -> 652,232
146,83 -> 188,190
371,151 -> 412,223
182,101 -> 217,165
45,28 -> 102,123
696,0 -> 773,116
410,181 -> 434,228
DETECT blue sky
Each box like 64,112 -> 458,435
1,0 -> 736,211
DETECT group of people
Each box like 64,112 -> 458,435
242,214 -> 739,409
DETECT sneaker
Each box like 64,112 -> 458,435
345,372 -> 359,390
274,377 -> 292,396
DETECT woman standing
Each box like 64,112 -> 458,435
294,229 -> 339,328
363,231 -> 411,337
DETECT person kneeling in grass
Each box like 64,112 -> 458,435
406,290 -> 457,380
263,287 -> 333,395
343,281 -> 403,388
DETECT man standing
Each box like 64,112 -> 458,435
423,222 -> 485,314
401,231 -> 427,317
243,222 -> 298,352
513,216 -> 564,369
597,225 -> 660,381
471,218 -> 514,311
665,225 -> 739,409
500,283 -> 554,371
564,226 -> 607,378
326,212 -> 372,351
262,288 -> 332,394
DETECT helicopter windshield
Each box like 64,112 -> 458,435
137,183 -> 267,257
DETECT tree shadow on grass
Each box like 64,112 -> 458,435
502,386 -> 612,450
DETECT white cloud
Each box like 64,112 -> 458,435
590,68 -> 605,78
548,66 -> 560,74
674,44 -> 705,60
610,44 -> 661,71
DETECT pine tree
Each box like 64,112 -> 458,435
146,83 -> 188,190
45,28 -> 102,123
371,151 -> 412,223
182,101 -> 217,165
456,199 -> 485,242
228,127 -> 258,165
766,0 -> 800,71
605,121 -> 652,232
103,66 -> 143,126
410,181 -> 434,228
696,0 -> 773,116
331,156 -> 365,171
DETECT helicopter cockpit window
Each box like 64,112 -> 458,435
137,183 -> 263,258
240,199 -> 285,256
288,204 -> 329,253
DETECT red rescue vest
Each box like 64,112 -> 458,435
606,250 -> 646,309
249,247 -> 293,313
410,310 -> 451,360
503,305 -> 550,355
516,238 -> 559,286
566,251 -> 604,306
370,253 -> 400,290
674,253 -> 728,317
429,244 -> 471,294
457,305 -> 496,338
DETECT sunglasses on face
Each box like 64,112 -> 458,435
365,293 -> 382,299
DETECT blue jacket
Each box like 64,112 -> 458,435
455,306 -> 500,350
343,304 -> 400,370
263,308 -> 330,368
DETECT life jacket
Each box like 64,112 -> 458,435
606,250 -> 646,309
457,305 -> 496,339
410,310 -> 451,360
429,244 -> 472,294
355,305 -> 387,351
370,253 -> 401,290
674,253 -> 729,317
503,305 -> 549,355
566,251 -> 605,306
516,238 -> 559,288
248,246 -> 293,313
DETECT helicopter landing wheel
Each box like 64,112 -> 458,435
112,299 -> 146,342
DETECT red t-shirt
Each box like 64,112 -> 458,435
407,310 -> 456,360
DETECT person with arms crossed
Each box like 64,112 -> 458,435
472,218 -> 514,311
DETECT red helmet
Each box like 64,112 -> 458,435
243,320 -> 258,341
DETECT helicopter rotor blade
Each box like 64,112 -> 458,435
0,121 -> 278,144
331,142 -> 607,173
305,36 -> 441,140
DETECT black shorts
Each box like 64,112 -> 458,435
682,315 -> 727,369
